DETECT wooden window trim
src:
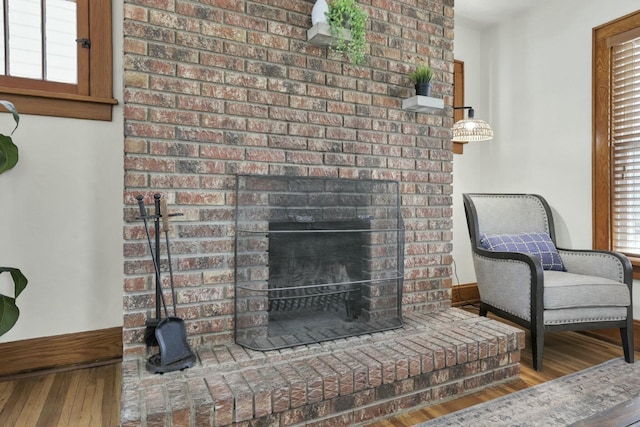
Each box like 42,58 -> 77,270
0,0 -> 117,121
593,10 -> 640,276
453,59 -> 465,154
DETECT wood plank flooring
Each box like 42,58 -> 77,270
0,362 -> 121,427
0,312 -> 633,426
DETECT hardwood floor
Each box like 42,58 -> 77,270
0,315 -> 633,427
0,362 -> 121,427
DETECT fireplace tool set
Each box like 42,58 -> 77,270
136,194 -> 196,374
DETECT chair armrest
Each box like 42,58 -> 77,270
472,248 -> 543,322
557,248 -> 632,286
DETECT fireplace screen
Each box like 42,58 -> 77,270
234,175 -> 404,350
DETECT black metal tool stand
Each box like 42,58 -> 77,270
137,194 -> 195,374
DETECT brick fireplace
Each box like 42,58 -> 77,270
121,0 -> 524,425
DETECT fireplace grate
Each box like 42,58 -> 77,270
267,282 -> 359,314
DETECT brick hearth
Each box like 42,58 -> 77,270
121,308 -> 524,426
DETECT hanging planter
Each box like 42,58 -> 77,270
326,0 -> 368,65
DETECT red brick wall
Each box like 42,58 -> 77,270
122,0 -> 455,356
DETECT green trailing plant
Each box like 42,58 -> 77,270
0,101 -> 28,336
326,0 -> 367,65
408,64 -> 434,84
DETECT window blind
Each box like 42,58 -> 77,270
612,34 -> 640,255
1,0 -> 77,84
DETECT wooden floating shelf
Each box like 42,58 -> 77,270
402,95 -> 445,112
307,23 -> 351,46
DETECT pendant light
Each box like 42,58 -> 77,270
452,106 -> 493,142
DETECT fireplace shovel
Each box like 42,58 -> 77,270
147,316 -> 195,374
138,194 -> 196,374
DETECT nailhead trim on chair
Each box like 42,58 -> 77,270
545,316 -> 627,324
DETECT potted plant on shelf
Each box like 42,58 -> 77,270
409,64 -> 434,96
0,100 -> 28,336
326,0 -> 368,65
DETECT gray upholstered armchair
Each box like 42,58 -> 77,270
463,193 -> 634,371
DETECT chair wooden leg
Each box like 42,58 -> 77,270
621,323 -> 634,363
479,303 -> 488,317
531,329 -> 544,371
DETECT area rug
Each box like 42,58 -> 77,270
417,358 -> 640,426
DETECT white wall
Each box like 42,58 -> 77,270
452,1 -> 640,317
0,2 -> 124,342
451,18 -> 490,284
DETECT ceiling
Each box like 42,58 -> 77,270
454,0 -> 538,28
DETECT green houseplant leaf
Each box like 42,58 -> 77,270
0,100 -> 19,175
0,134 -> 19,174
0,295 -> 20,336
0,267 -> 28,336
0,102 -> 27,336
0,100 -> 19,134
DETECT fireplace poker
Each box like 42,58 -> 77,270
154,194 -> 163,320
161,198 -> 179,317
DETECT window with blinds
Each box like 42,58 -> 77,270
0,0 -> 116,121
594,11 -> 640,268
0,0 -> 77,84
612,33 -> 640,256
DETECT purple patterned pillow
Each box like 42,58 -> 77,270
480,231 -> 565,271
